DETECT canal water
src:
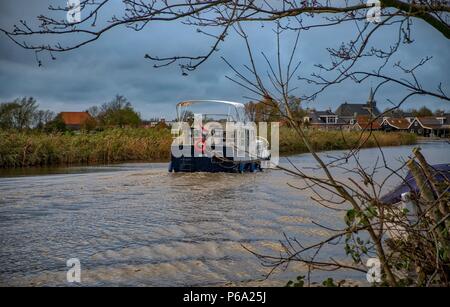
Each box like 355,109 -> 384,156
0,142 -> 448,286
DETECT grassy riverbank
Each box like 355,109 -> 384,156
279,129 -> 417,155
0,128 -> 172,168
0,128 -> 416,168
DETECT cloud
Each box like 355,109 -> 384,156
0,0 -> 449,119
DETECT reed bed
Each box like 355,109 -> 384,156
279,128 -> 417,155
0,128 -> 172,168
0,128 -> 416,168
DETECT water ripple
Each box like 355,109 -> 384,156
1,143 -> 448,286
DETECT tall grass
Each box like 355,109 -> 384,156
0,128 -> 417,168
0,128 -> 172,168
279,128 -> 417,155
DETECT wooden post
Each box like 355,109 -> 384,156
406,159 -> 435,204
406,159 -> 449,259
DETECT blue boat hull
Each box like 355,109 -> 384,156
169,156 -> 262,173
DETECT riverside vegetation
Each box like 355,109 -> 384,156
0,128 -> 416,168
0,95 -> 417,168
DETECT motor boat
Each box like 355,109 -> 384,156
168,100 -> 271,172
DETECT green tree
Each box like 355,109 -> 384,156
44,114 -> 67,132
98,95 -> 141,128
13,97 -> 38,130
411,106 -> 433,117
86,105 -> 101,118
34,109 -> 55,130
0,97 -> 38,130
80,116 -> 98,132
287,96 -> 306,122
0,101 -> 20,129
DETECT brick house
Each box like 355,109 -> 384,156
58,111 -> 94,130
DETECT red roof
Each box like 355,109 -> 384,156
384,118 -> 410,129
59,112 -> 92,125
355,115 -> 381,129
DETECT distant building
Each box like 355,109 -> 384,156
299,86 -> 450,137
59,111 -> 93,130
303,109 -> 346,130
435,112 -> 450,127
165,120 -> 177,127
353,115 -> 382,131
335,88 -> 381,125
142,118 -> 174,128
409,117 -> 449,137
381,118 -> 410,132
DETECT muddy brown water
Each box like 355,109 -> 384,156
0,142 -> 448,286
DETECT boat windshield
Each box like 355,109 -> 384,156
176,100 -> 248,123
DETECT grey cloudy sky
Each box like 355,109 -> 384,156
0,1 -> 449,120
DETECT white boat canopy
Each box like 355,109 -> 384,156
176,100 -> 248,123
